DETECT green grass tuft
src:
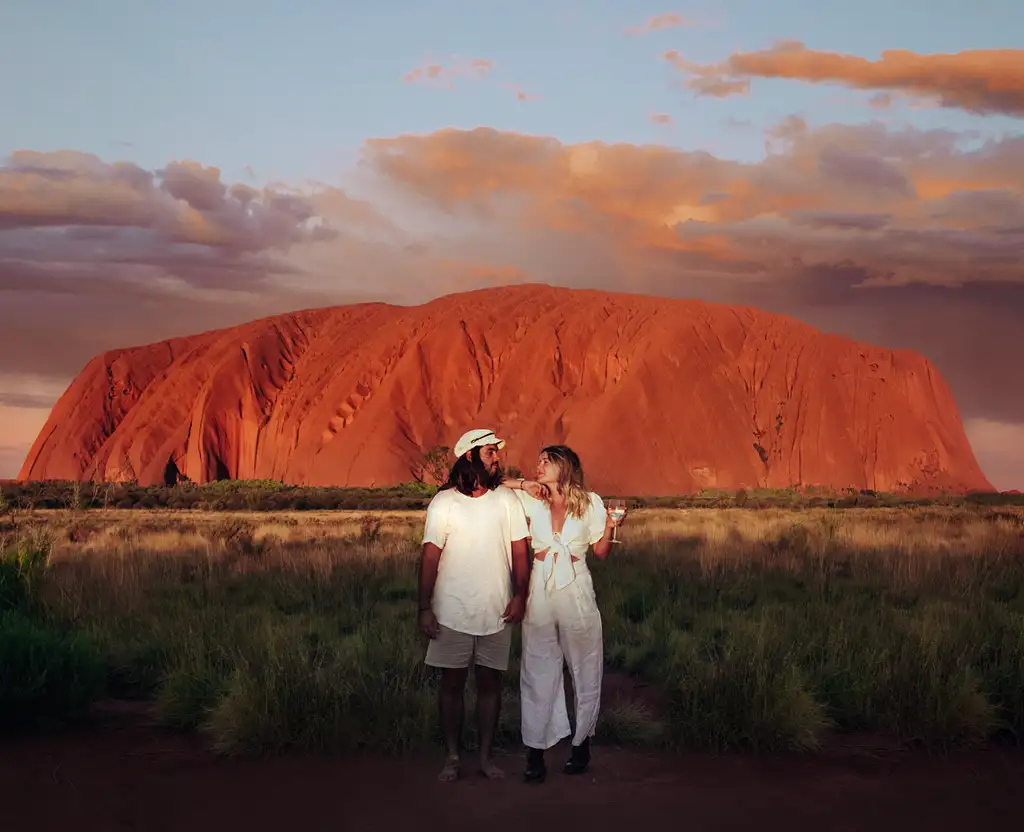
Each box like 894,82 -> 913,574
0,610 -> 106,732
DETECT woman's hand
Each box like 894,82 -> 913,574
523,480 -> 550,501
606,505 -> 628,528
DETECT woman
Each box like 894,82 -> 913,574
503,445 -> 627,783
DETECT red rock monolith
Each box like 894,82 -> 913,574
18,285 -> 993,495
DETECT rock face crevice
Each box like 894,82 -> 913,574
18,285 -> 993,496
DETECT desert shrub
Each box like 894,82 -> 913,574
155,656 -> 228,731
0,610 -> 106,732
5,477 -> 1024,513
203,618 -> 437,755
597,699 -> 667,746
0,559 -> 27,612
664,627 -> 828,752
0,530 -> 53,613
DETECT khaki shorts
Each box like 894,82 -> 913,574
424,624 -> 512,672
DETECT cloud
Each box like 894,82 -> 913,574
3,123 -> 1024,488
361,123 -> 1024,287
666,42 -> 1024,116
0,392 -> 62,409
816,145 -> 915,196
403,58 -> 535,103
789,211 -> 893,231
625,13 -> 691,35
0,148 -> 396,302
402,58 -> 494,88
0,150 -> 367,274
0,374 -> 63,477
650,112 -> 673,125
665,50 -> 752,97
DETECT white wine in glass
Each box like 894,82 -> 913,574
608,499 -> 626,543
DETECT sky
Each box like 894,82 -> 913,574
1,0 -> 1023,488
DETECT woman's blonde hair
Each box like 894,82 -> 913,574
540,445 -> 590,519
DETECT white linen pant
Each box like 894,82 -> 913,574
520,563 -> 604,749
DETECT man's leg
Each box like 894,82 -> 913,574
473,625 -> 513,779
438,667 -> 469,780
425,625 -> 474,781
474,664 -> 504,778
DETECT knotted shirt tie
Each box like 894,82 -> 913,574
538,531 -> 577,591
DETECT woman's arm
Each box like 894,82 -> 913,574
501,477 -> 549,501
590,513 -> 617,559
589,495 -> 627,559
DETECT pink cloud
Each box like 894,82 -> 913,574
625,12 -> 691,35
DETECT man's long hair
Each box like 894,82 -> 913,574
441,446 -> 504,496
541,444 -> 590,519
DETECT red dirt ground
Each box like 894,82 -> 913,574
2,708 -> 1022,832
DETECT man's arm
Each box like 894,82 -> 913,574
418,495 -> 447,637
502,490 -> 532,624
417,542 -> 442,637
510,537 -> 529,600
418,541 -> 442,613
501,536 -> 530,624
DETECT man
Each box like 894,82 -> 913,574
417,428 -> 530,782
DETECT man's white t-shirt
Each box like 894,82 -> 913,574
422,486 -> 529,636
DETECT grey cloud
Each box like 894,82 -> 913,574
790,211 -> 893,231
929,189 -> 1024,227
0,392 -> 59,409
158,160 -> 227,211
817,146 -> 916,197
0,149 -> 348,278
699,192 -> 732,205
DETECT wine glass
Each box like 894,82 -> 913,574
608,499 -> 627,544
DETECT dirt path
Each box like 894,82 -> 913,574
2,718 -> 1022,832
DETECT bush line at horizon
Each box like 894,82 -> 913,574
2,506 -> 1024,755
3,477 -> 1022,514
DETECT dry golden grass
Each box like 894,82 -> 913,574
10,504 -> 1022,559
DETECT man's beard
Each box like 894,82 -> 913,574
476,460 -> 504,490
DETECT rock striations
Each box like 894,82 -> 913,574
18,284 -> 993,495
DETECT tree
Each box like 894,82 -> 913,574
414,445 -> 451,486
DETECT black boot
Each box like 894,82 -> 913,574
563,738 -> 590,775
524,746 -> 546,783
